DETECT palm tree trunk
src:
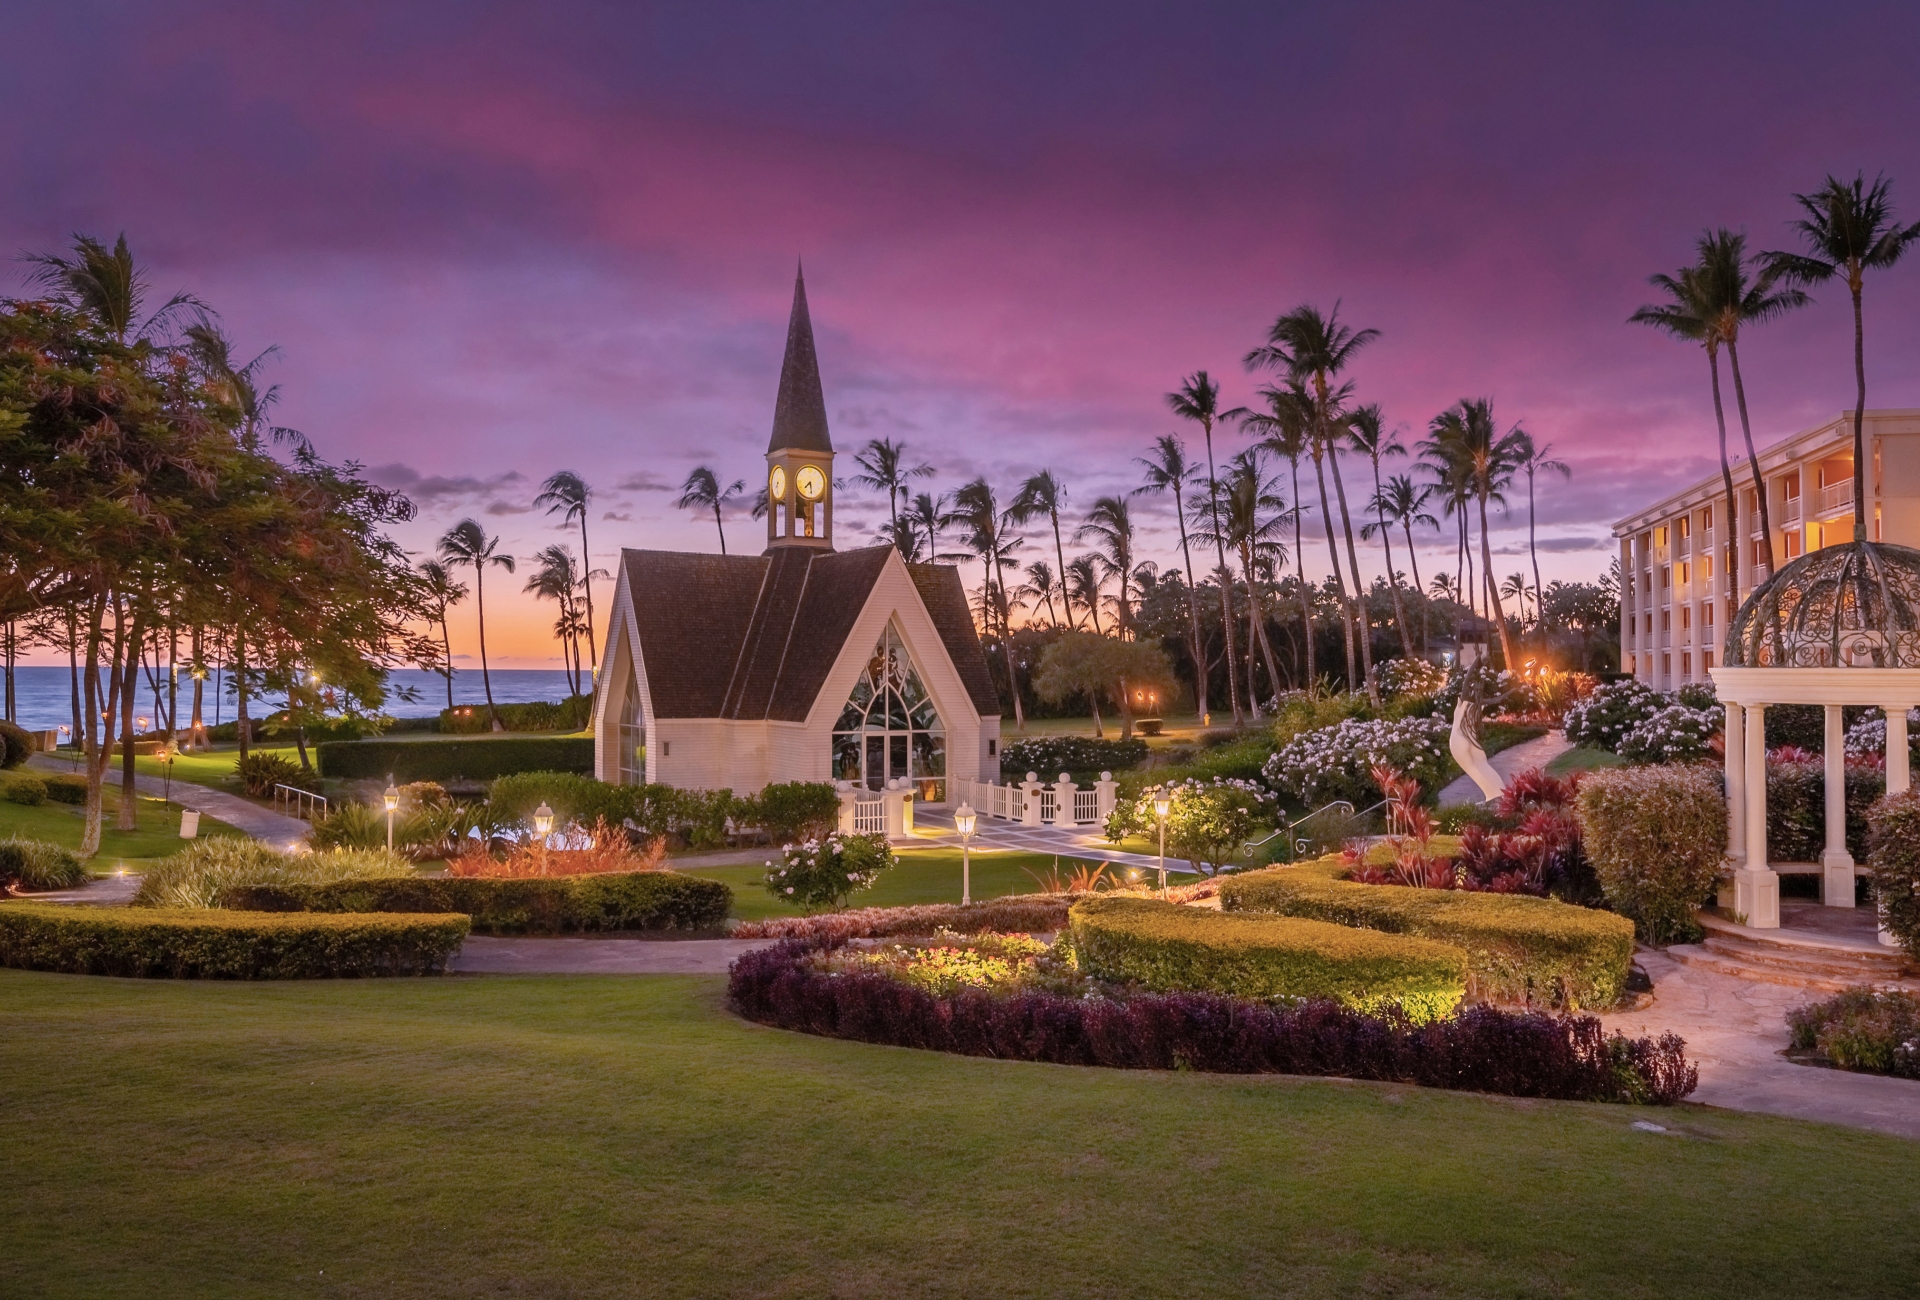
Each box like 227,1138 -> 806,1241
579,513 -> 598,675
713,503 -> 728,556
990,553 -> 1025,731
235,627 -> 250,761
1705,346 -> 1739,594
1201,422 -> 1244,726
1051,511 -> 1077,630
68,611 -> 82,751
1850,280 -> 1868,536
1327,447 -> 1378,703
1243,548 -> 1282,712
1400,517 -> 1426,654
475,568 -> 502,730
1370,457 -> 1415,658
188,625 -> 205,748
116,612 -> 143,832
1310,449 -> 1357,691
1479,489 -> 1518,668
1724,339 -> 1774,576
440,615 -> 455,711
1289,462 -> 1314,685
1170,483 -> 1209,723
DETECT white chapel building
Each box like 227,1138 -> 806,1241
590,270 -> 1002,804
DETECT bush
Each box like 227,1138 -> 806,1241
0,902 -> 467,978
1786,988 -> 1920,1077
1617,704 -> 1721,764
1371,658 -> 1448,701
237,751 -> 302,797
1575,765 -> 1726,943
1268,691 -> 1374,746
1069,895 -> 1467,1023
133,838 -> 412,910
1767,757 -> 1882,863
223,871 -> 731,934
747,781 -> 843,844
0,837 -> 88,891
1867,791 -> 1920,956
1105,778 -> 1277,874
1562,679 -> 1665,752
448,818 -> 666,877
999,736 -> 1148,781
727,939 -> 1697,1104
316,736 -> 595,783
440,695 -> 594,734
6,774 -> 48,806
487,771 -> 628,826
41,772 -> 88,804
732,896 -> 1076,941
0,719 -> 34,768
308,800 -> 466,862
1262,715 -> 1452,807
765,833 -> 894,910
1219,856 -> 1635,1009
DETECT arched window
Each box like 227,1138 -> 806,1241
831,626 -> 945,802
618,669 -> 646,785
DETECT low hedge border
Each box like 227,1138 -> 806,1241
220,871 -> 731,934
1219,856 -> 1636,1010
1069,895 -> 1467,1024
316,736 -> 594,783
727,938 -> 1697,1104
0,903 -> 468,979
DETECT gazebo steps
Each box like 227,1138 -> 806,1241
1666,912 -> 1919,991
1666,944 -> 1920,993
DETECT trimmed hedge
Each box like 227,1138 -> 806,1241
1219,857 -> 1636,1010
317,736 -> 595,782
1068,895 -> 1467,1023
42,772 -> 88,804
1000,736 -> 1149,781
221,870 -> 731,934
0,903 -> 468,978
1575,765 -> 1726,943
728,939 -> 1699,1104
441,695 -> 593,734
1867,791 -> 1920,956
6,774 -> 48,805
0,719 -> 33,768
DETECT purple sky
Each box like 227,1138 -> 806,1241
9,1 -> 1920,665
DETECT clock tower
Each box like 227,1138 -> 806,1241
765,265 -> 835,552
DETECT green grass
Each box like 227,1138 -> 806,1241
1548,746 -> 1630,777
0,971 -> 1914,1297
0,777 -> 244,866
681,847 -> 1135,921
129,744 -> 302,791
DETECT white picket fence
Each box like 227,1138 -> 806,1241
850,797 -> 885,835
950,773 -> 1118,829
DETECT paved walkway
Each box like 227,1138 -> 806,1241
1435,729 -> 1573,806
1602,947 -> 1920,1141
910,806 -> 1198,875
449,936 -> 776,974
28,754 -> 310,845
21,873 -> 143,905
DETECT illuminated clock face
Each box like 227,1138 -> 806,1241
796,465 -> 826,500
768,466 -> 787,500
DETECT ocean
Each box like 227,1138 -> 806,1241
2,666 -> 582,735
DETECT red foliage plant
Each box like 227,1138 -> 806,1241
449,817 -> 668,878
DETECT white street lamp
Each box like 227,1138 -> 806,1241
953,801 -> 977,905
1153,789 -> 1172,898
384,779 -> 401,853
533,801 -> 555,876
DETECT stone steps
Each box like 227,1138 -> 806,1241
1667,912 -> 1920,992
1664,945 -> 1880,993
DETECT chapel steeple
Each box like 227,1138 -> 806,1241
765,264 -> 835,552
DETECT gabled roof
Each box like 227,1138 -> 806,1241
621,545 -> 998,722
768,266 -> 833,455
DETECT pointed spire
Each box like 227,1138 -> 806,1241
768,262 -> 832,454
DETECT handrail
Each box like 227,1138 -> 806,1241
1246,796 -> 1388,862
274,784 -> 329,822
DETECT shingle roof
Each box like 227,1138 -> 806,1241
767,266 -> 832,454
908,562 -> 1001,717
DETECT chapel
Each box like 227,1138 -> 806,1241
590,269 -> 1001,803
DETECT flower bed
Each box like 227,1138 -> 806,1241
1787,988 -> 1920,1078
727,937 -> 1697,1104
819,931 -> 1085,996
219,871 -> 731,934
1000,736 -> 1148,781
1262,716 -> 1451,807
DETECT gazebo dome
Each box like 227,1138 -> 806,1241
1724,539 -> 1920,668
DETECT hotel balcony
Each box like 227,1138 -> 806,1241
1816,480 -> 1853,517
1781,496 -> 1803,525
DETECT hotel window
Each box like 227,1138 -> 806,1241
1655,525 -> 1668,549
1660,610 -> 1671,632
1783,530 -> 1803,559
1644,612 -> 1653,634
1678,561 -> 1689,586
1680,606 -> 1691,630
1702,503 -> 1713,532
1677,516 -> 1690,540
1662,653 -> 1672,678
1703,649 -> 1714,670
1703,602 -> 1714,627
1701,554 -> 1713,579
1660,565 -> 1670,589
1682,652 -> 1692,676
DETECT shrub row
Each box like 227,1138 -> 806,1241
1219,858 -> 1635,1010
317,736 -> 595,783
727,939 -> 1697,1104
0,903 -> 468,978
1068,895 -> 1466,1023
999,736 -> 1148,781
440,695 -> 593,734
221,870 -> 731,934
41,772 -> 88,804
732,896 -> 1076,941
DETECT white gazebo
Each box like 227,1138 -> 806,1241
1712,539 -> 1919,941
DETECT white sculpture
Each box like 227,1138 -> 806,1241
1450,696 -> 1504,803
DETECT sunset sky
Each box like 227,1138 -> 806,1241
8,2 -> 1920,668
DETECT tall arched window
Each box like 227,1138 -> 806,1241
831,626 -> 945,802
618,671 -> 646,785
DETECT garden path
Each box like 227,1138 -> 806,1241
1434,729 -> 1572,806
448,936 -> 776,974
1603,948 -> 1920,1141
27,755 -> 310,845
24,873 -> 142,905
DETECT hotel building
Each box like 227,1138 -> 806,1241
1614,410 -> 1920,689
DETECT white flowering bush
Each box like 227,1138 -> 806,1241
1617,705 -> 1722,764
1104,778 -> 1278,874
1845,709 -> 1920,759
1262,716 -> 1451,807
1373,657 -> 1448,701
763,833 -> 895,911
1563,679 -> 1666,752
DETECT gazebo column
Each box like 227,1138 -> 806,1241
1821,705 -> 1855,907
1885,707 -> 1910,949
1723,703 -> 1745,865
1735,702 -> 1781,929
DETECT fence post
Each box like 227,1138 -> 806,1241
1052,773 -> 1077,827
882,780 -> 909,837
836,781 -> 858,834
1020,772 -> 1045,827
1094,770 -> 1118,823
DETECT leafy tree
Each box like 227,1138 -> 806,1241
1032,631 -> 1176,739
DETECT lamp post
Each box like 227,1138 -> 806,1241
953,801 -> 977,905
158,743 -> 176,808
1153,790 -> 1171,898
383,779 -> 400,853
533,801 -> 555,876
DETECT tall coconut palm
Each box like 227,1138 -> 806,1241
184,321 -> 291,451
953,478 -> 1027,730
24,232 -> 202,345
1018,560 -> 1063,628
1135,435 -> 1211,721
436,520 -> 515,730
1369,474 -> 1438,652
1065,556 -> 1106,636
1500,573 -> 1533,628
676,467 -> 746,554
416,559 -> 468,710
851,437 -> 934,548
1346,404 -> 1414,658
1514,435 -> 1570,632
524,545 -> 584,696
1077,495 -> 1141,638
1426,400 -> 1528,669
905,491 -> 958,563
1192,449 -> 1289,712
1766,173 -> 1920,537
1167,371 -> 1243,726
533,471 -> 599,676
1236,385 -> 1319,686
1008,470 -> 1079,630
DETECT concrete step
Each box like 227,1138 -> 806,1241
1701,934 -> 1910,982
1668,944 -> 1920,993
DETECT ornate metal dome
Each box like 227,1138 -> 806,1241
1724,540 -> 1920,667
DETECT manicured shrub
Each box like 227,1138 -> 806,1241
1617,704 -> 1721,764
1562,679 -> 1665,752
1262,716 -> 1451,807
487,771 -> 626,825
41,772 -> 89,804
1867,790 -> 1920,956
0,719 -> 34,768
766,833 -> 894,910
727,939 -> 1698,1105
133,838 -> 411,910
1069,895 -> 1467,1023
440,695 -> 593,734
0,837 -> 88,891
746,781 -> 843,844
1219,856 -> 1636,1010
732,896 -> 1075,941
999,736 -> 1148,781
1786,988 -> 1920,1078
223,870 -> 731,934
237,751 -> 302,797
0,902 -> 467,978
316,736 -> 595,783
1766,756 -> 1882,863
7,774 -> 48,806
1575,765 -> 1726,943
1105,778 -> 1278,873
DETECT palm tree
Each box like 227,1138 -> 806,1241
1017,560 -> 1063,627
1500,572 -> 1533,628
1077,496 -> 1140,637
1167,371 -> 1242,726
1236,386 -> 1318,686
524,545 -> 584,696
416,560 -> 468,710
905,491 -> 958,563
1369,475 -> 1438,652
1008,470 -> 1079,630
851,437 -> 934,549
534,471 -> 599,677
1766,173 -> 1920,537
676,467 -> 745,554
1514,435 -> 1570,631
877,515 -> 925,562
24,232 -> 202,345
1246,303 -> 1382,702
1065,556 -> 1106,636
1426,399 -> 1528,669
953,478 -> 1027,730
436,520 -> 515,730
184,321 -> 292,451
1192,449 -> 1289,712
1346,404 -> 1414,657
1135,435 -> 1211,721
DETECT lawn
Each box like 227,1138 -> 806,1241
126,744 -> 302,791
1548,745 -> 1630,777
0,971 -> 1914,1297
0,775 -> 244,866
